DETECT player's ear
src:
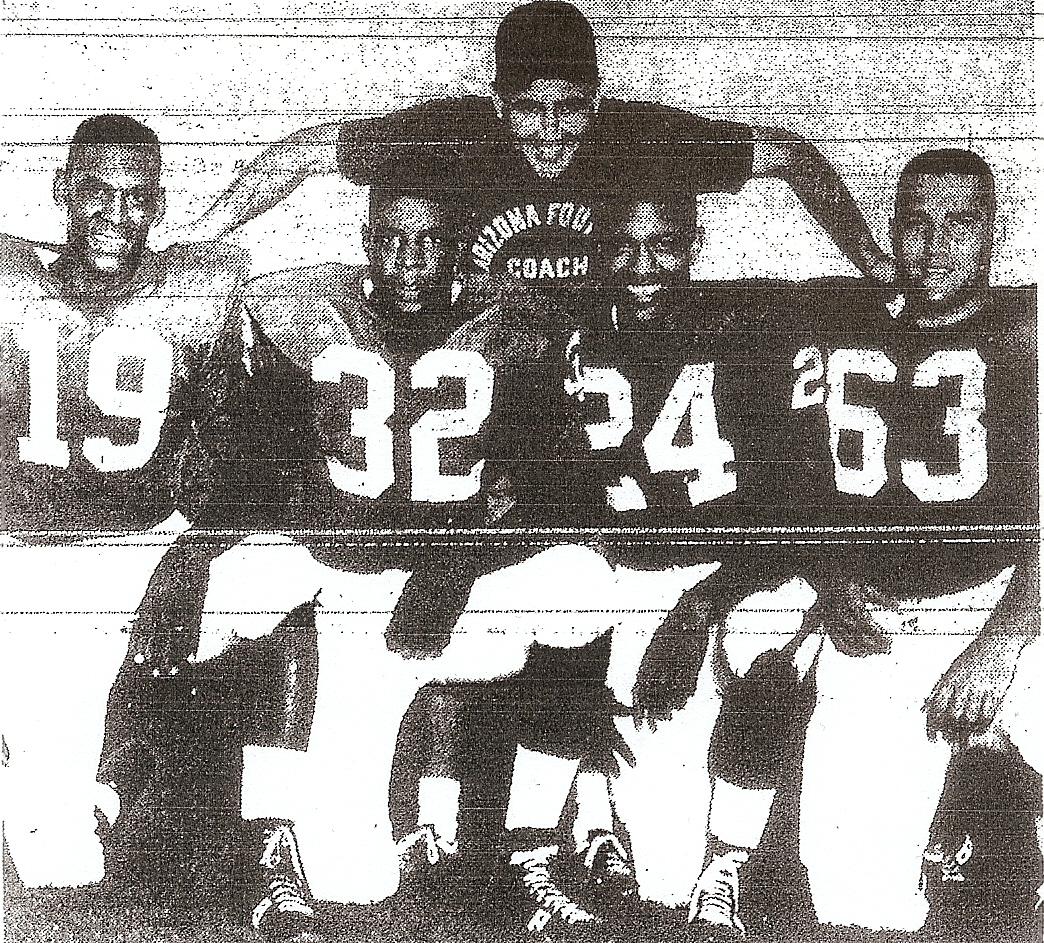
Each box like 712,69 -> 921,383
152,187 -> 167,226
53,169 -> 69,208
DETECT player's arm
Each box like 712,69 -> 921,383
925,553 -> 1040,741
750,126 -> 895,281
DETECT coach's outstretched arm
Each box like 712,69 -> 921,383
186,121 -> 342,240
751,126 -> 895,281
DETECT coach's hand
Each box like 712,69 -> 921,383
812,578 -> 893,658
925,632 -> 1025,741
632,593 -> 713,730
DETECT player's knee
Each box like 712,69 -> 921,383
709,646 -> 814,790
513,635 -> 614,761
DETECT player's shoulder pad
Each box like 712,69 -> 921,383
445,278 -> 554,369
983,285 -> 1036,355
0,233 -> 52,288
598,98 -> 752,141
0,235 -> 58,330
242,262 -> 369,371
162,240 -> 249,296
683,279 -> 804,332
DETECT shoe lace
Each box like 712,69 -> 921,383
252,824 -> 314,931
691,852 -> 746,933
922,834 -> 973,885
512,845 -> 596,927
583,832 -> 632,879
397,825 -> 458,867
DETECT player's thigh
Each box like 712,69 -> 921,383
801,573 -> 1010,930
439,543 -> 618,682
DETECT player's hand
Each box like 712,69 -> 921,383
925,632 -> 1026,741
386,566 -> 473,659
591,690 -> 637,777
811,578 -> 893,658
128,541 -> 213,674
864,253 -> 897,283
631,592 -> 714,730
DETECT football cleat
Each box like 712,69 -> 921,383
395,824 -> 461,902
397,824 -> 459,871
579,829 -> 638,911
688,848 -> 749,940
248,819 -> 320,941
508,840 -> 600,933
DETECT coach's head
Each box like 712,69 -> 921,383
891,148 -> 995,322
492,1 -> 600,180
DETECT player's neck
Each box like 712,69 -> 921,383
913,291 -> 988,330
50,247 -> 155,307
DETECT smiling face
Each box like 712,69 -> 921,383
363,194 -> 456,317
58,144 -> 164,279
603,200 -> 701,325
497,78 -> 597,180
892,172 -> 993,314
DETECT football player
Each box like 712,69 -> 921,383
489,168 -> 819,934
128,160 -> 611,940
0,115 -> 249,892
179,1 -> 892,285
670,149 -> 1040,939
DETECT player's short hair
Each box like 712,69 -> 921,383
493,1 -> 598,97
66,114 -> 162,174
367,160 -> 466,237
895,148 -> 996,219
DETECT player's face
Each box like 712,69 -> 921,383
603,201 -> 699,323
892,173 -> 992,311
364,196 -> 455,316
497,79 -> 597,180
57,145 -> 164,277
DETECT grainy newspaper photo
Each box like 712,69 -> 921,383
0,3 -> 1039,942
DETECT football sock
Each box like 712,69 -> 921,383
708,776 -> 774,852
417,775 -> 460,847
504,745 -> 581,831
572,769 -> 614,852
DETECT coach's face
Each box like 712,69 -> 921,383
892,173 -> 992,310
604,200 -> 700,324
497,79 -> 598,180
364,196 -> 455,316
56,144 -> 164,277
